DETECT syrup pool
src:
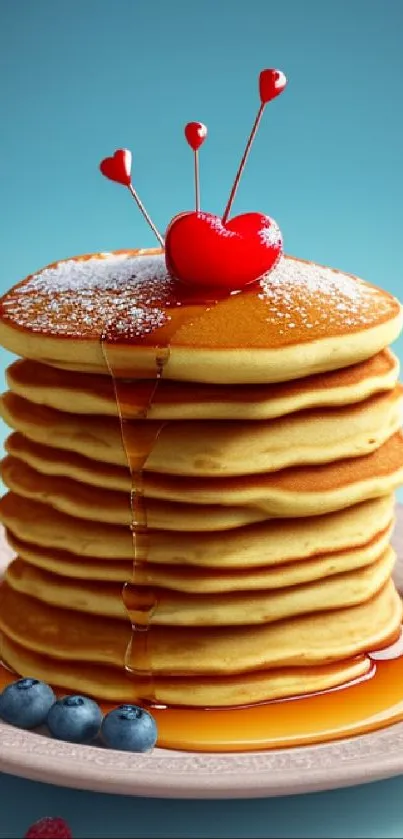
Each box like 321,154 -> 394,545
2,640 -> 403,751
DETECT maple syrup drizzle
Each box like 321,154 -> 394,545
101,342 -> 169,698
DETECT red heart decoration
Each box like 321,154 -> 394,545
99,149 -> 132,186
259,69 -> 287,104
165,211 -> 282,290
184,122 -> 208,151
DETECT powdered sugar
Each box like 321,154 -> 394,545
1,252 -> 173,339
258,221 -> 282,248
259,255 -> 396,335
19,252 -> 172,300
0,250 -> 398,341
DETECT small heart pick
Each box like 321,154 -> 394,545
185,122 -> 208,152
259,69 -> 287,104
99,149 -> 132,186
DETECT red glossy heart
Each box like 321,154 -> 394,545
259,69 -> 287,104
184,122 -> 208,151
165,211 -> 282,290
99,149 -> 132,186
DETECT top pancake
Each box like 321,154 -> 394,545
0,250 -> 401,383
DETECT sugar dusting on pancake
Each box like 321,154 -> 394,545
0,252 -> 400,349
0,251 -> 171,339
260,256 -> 397,336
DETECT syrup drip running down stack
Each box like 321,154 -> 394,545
101,345 -> 167,686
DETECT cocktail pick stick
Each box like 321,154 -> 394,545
222,69 -> 287,224
99,149 -> 164,247
184,122 -> 208,211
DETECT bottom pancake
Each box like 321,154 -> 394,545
0,580 -> 400,676
0,634 -> 371,707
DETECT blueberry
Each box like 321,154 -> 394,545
0,678 -> 56,729
101,704 -> 158,752
47,695 -> 103,744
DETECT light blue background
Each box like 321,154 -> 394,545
1,1 -> 403,836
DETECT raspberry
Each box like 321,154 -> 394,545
24,816 -> 72,838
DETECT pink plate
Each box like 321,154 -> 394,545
1,511 -> 403,799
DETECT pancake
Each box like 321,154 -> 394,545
6,431 -> 403,517
6,349 -> 400,420
1,635 -> 372,707
2,433 -> 403,521
6,433 -> 130,492
1,386 -> 403,476
1,459 -> 283,531
0,458 -> 268,530
5,523 -> 392,591
0,580 -> 400,675
0,251 -> 402,383
0,493 -> 394,568
5,548 -> 395,626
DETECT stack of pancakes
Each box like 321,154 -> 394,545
0,249 -> 402,707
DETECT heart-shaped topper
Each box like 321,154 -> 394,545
165,211 -> 282,291
259,69 -> 287,104
184,122 -> 208,152
99,149 -> 132,186
98,67 -> 288,281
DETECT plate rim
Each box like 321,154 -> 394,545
1,508 -> 403,799
2,721 -> 403,799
